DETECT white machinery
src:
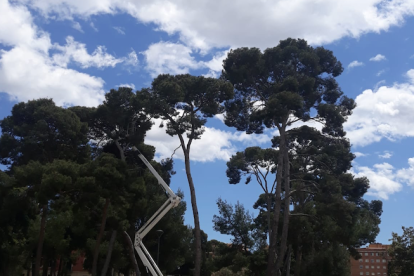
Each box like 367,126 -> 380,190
132,146 -> 181,276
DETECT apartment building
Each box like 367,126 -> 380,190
350,243 -> 391,276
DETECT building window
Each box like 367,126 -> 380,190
359,259 -> 363,262
366,259 -> 369,262
360,265 -> 363,269
365,266 -> 369,269
366,273 -> 369,276
365,253 -> 368,256
382,259 -> 386,263
371,273 -> 375,276
376,252 -> 379,256
383,266 -> 386,269
376,259 -> 380,263
371,253 -> 374,256
360,273 -> 363,276
371,266 -> 374,269
371,259 -> 374,263
377,266 -> 380,269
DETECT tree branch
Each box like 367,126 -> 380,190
288,189 -> 317,198
171,144 -> 182,159
289,213 -> 313,217
290,179 -> 319,190
187,107 -> 196,152
252,166 -> 266,193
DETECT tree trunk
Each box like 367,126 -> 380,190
294,247 -> 302,276
101,231 -> 117,276
2,265 -> 9,276
182,147 -> 202,276
285,246 -> 291,276
56,258 -> 62,276
266,193 -> 272,243
50,258 -> 56,276
42,257 -> 49,276
92,198 -> 110,276
34,205 -> 48,276
114,140 -> 127,162
267,126 -> 286,276
275,148 -> 291,274
123,231 -> 141,276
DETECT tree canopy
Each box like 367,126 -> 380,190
139,73 -> 234,276
221,38 -> 357,276
388,226 -> 414,276
0,37 -> 391,276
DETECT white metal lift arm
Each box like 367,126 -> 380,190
131,146 -> 181,276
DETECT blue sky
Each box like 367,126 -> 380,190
1,0 -> 414,245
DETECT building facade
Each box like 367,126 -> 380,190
350,243 -> 391,276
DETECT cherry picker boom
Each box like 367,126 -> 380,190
132,146 -> 181,276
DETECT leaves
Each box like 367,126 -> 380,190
388,226 -> 414,276
226,147 -> 278,191
213,198 -> 257,253
0,98 -> 89,168
222,38 -> 354,136
140,74 -> 234,141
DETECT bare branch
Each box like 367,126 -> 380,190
288,189 -> 317,198
270,174 -> 277,194
290,179 -> 320,190
289,213 -> 313,217
171,144 -> 182,159
252,166 -> 267,193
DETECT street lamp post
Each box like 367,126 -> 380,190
156,230 -> 164,266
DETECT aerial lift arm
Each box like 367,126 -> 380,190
131,146 -> 181,276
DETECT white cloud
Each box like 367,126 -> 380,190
72,21 -> 83,33
113,26 -> 125,35
376,70 -> 385,77
214,114 -> 225,123
0,0 -> 51,51
352,157 -> 414,199
354,152 -> 367,157
203,70 -> 219,78
90,22 -> 98,31
378,151 -> 393,159
142,41 -> 229,78
52,36 -> 123,68
118,83 -> 135,90
0,45 -> 105,107
204,50 -> 228,71
407,69 -> 414,80
352,163 -> 402,200
124,49 -> 138,67
348,60 -> 364,69
202,50 -> 229,78
141,42 -> 204,77
145,118 -> 270,162
370,54 -> 386,61
373,80 -> 386,91
396,158 -> 414,187
16,0 -> 414,51
289,118 -> 324,132
0,0 -> 106,107
345,69 -> 414,147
